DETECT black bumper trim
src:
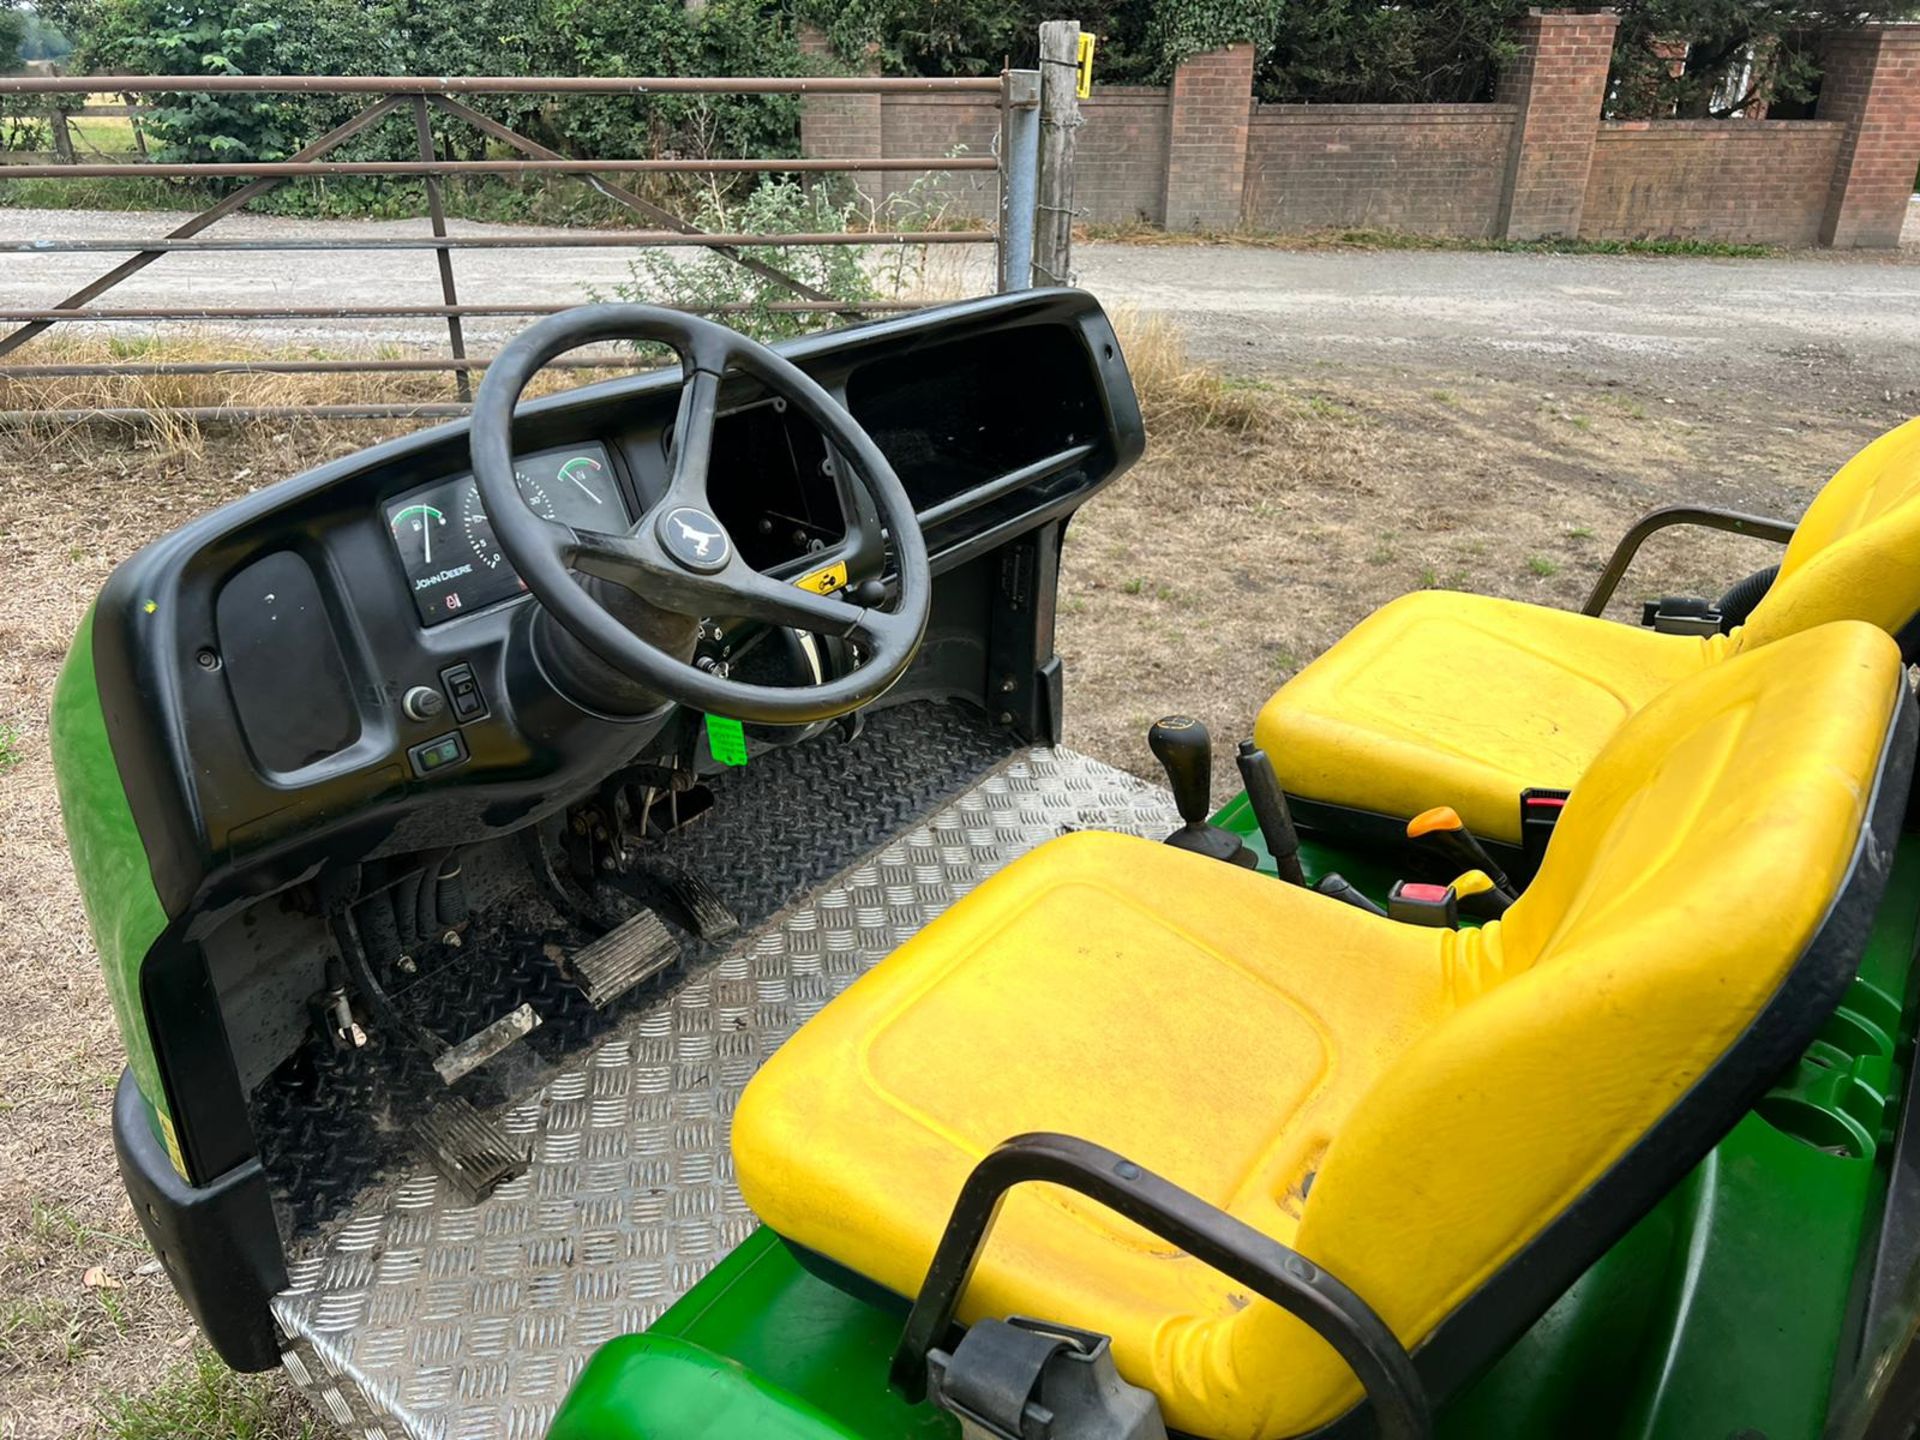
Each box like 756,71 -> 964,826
114,1069 -> 285,1372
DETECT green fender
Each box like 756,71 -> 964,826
49,605 -> 179,1172
550,1334 -> 862,1440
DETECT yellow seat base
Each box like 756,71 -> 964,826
1254,590 -> 1723,843
736,829 -> 1477,1440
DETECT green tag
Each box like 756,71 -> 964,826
705,713 -> 749,767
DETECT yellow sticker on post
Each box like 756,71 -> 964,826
794,560 -> 849,596
1076,32 -> 1097,99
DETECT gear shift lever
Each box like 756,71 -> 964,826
1148,716 -> 1256,867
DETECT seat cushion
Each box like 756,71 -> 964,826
735,829 -> 1474,1440
1254,590 -> 1722,844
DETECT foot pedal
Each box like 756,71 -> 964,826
413,1096 -> 528,1203
571,907 -> 679,1008
655,863 -> 739,941
432,1001 -> 540,1086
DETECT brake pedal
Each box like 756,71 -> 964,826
432,1002 -> 540,1086
570,907 -> 679,1008
654,863 -> 740,941
413,1096 -> 529,1203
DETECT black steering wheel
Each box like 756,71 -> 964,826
471,305 -> 931,726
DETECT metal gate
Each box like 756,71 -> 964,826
0,70 -> 1050,422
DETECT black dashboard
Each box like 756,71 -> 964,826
91,289 -> 1144,924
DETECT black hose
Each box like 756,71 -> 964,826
1715,564 -> 1778,632
415,847 -> 455,942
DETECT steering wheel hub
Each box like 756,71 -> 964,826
657,505 -> 732,574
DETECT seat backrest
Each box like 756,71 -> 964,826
1740,415 -> 1920,651
1282,620 -> 1907,1406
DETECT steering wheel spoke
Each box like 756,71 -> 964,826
658,365 -> 722,517
725,565 -> 863,638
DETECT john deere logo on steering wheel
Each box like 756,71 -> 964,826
659,506 -> 731,574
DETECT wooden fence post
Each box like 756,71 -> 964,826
1034,19 -> 1080,286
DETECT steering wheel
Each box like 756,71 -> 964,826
471,305 -> 931,726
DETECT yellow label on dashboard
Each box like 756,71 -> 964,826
795,561 -> 849,596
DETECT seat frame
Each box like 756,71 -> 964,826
889,681 -> 1917,1440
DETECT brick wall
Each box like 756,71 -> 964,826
797,26 -> 882,205
1496,9 -> 1620,239
1243,105 -> 1517,238
1583,121 -> 1847,246
877,93 -> 1002,221
801,14 -> 1920,253
1164,43 -> 1255,229
1819,26 -> 1920,248
1078,88 -> 1172,224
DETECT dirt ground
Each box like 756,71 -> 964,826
1,253 -> 1916,1436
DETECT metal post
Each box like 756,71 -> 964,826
1034,21 -> 1080,288
998,69 -> 1039,291
412,96 -> 470,401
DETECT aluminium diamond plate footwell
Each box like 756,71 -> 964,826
273,745 -> 1180,1440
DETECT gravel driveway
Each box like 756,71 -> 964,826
2,206 -> 1916,410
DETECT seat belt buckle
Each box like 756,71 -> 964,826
928,1316 -> 1168,1440
1640,596 -> 1722,637
1519,788 -> 1570,880
1387,880 -> 1459,928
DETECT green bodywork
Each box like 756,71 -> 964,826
551,801 -> 1920,1440
48,607 -> 179,1172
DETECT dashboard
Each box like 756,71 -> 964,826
89,289 -> 1146,925
385,443 -> 628,625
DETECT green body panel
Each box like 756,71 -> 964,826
48,606 -> 178,1169
547,1332 -> 863,1440
642,1229 -> 958,1440
538,807 -> 1920,1440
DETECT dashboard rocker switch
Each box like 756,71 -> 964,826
440,662 -> 489,723
408,731 -> 469,778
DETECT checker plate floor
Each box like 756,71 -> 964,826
274,740 -> 1179,1439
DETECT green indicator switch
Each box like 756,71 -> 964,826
706,714 -> 749,767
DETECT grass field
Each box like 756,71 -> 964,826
0,307 -> 1887,1436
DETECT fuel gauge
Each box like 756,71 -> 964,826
390,499 -> 450,570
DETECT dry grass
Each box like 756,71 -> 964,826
0,315 -> 1884,1435
0,331 -> 671,465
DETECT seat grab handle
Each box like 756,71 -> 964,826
1581,505 -> 1795,617
890,1132 -> 1433,1440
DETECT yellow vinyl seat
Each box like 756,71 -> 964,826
1257,414 -> 1920,844
734,621 -> 1910,1440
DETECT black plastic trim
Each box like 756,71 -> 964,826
113,1069 -> 285,1372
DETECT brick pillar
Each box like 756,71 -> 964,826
1818,25 -> 1920,249
1162,43 -> 1255,231
1495,9 -> 1619,240
798,25 -> 883,205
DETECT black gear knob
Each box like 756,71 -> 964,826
1149,715 -> 1213,824
1147,717 -> 1254,867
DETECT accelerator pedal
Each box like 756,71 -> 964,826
571,907 -> 680,1008
432,1001 -> 541,1086
653,862 -> 740,941
413,1096 -> 529,1203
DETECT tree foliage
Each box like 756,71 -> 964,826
1608,0 -> 1895,118
46,0 -> 804,166
1,2 -> 27,71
